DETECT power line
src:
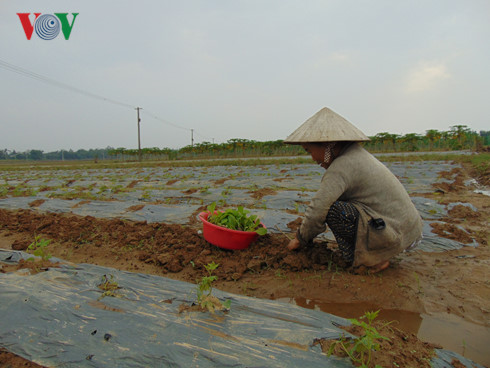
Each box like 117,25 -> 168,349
141,109 -> 190,131
193,130 -> 214,142
0,58 -> 215,145
0,58 -> 134,109
142,109 -> 214,143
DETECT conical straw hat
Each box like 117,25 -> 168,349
284,107 -> 369,144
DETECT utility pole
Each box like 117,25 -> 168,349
136,107 -> 142,162
191,129 -> 194,147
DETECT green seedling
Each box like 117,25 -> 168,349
27,235 -> 52,261
196,261 -> 231,313
196,261 -> 218,302
200,185 -> 211,194
206,202 -> 267,235
97,274 -> 121,299
327,310 -> 390,368
97,185 -> 109,194
11,185 -> 38,197
0,185 -> 8,197
294,202 -> 300,213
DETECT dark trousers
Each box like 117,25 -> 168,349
326,201 -> 359,265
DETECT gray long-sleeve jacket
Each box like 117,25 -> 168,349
299,143 -> 423,267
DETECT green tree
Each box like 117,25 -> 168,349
450,125 -> 471,148
480,131 -> 490,146
425,129 -> 441,151
387,133 -> 400,151
374,132 -> 399,152
28,150 -> 44,160
401,133 -> 421,151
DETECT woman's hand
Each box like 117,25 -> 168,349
287,237 -> 300,250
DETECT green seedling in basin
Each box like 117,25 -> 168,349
206,202 -> 267,235
27,235 -> 52,261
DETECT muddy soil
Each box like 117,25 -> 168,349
0,167 -> 489,367
314,318 -> 442,368
0,348 -> 45,368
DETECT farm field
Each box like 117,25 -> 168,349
0,154 -> 489,367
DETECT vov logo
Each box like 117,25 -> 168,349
17,13 -> 79,40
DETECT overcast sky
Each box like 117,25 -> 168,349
1,0 -> 488,152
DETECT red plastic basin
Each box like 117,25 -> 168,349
198,212 -> 264,250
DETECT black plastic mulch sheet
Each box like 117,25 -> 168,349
0,250 -> 483,368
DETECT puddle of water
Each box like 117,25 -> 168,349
276,297 -> 489,367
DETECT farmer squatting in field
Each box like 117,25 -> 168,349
285,107 -> 423,273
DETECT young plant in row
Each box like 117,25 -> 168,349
326,310 -> 391,368
97,274 -> 122,300
196,261 -> 231,313
27,235 -> 52,261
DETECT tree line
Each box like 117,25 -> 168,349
1,126 -> 488,161
364,126 -> 489,152
0,148 -> 111,161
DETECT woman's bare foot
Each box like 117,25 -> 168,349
351,260 -> 390,275
369,260 -> 390,273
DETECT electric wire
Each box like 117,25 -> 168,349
0,58 -> 215,144
0,58 -> 134,109
143,110 -> 214,142
193,131 -> 214,142
141,109 -> 189,131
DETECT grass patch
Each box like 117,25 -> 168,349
1,151 -> 488,172
0,157 -> 310,171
